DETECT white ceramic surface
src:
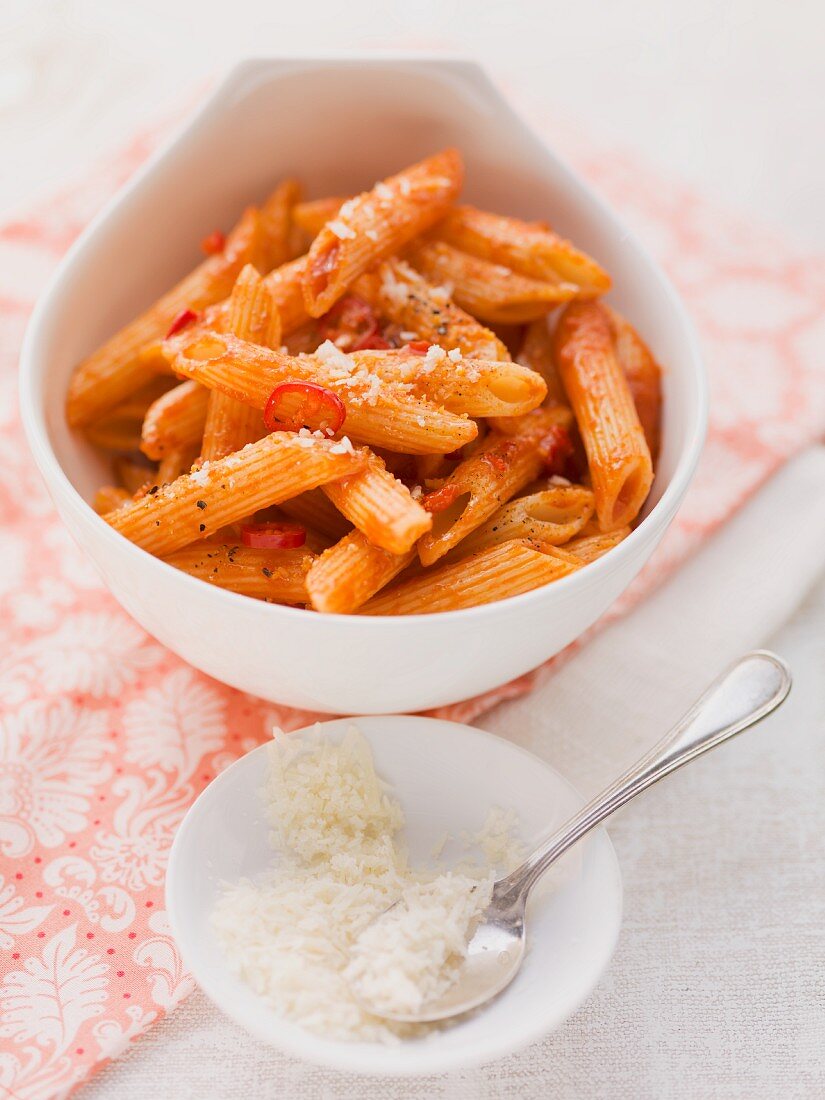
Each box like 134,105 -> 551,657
165,715 -> 623,1075
19,57 -> 707,713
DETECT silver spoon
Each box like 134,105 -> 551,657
352,650 -> 792,1023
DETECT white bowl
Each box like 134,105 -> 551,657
19,57 -> 707,714
166,715 -> 623,1075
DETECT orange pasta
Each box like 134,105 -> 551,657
554,301 -> 653,531
358,259 -> 510,361
417,410 -> 564,565
322,450 -> 431,554
361,540 -> 580,615
163,539 -> 313,603
408,240 -> 572,324
436,205 -> 611,296
303,149 -> 463,316
66,206 -> 269,427
141,380 -> 210,460
606,306 -> 663,461
106,433 -> 365,556
164,329 -> 477,455
75,150 -> 662,614
306,530 -> 415,614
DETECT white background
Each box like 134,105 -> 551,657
3,2 -> 824,1097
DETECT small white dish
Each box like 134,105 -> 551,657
20,56 -> 707,713
166,716 -> 622,1075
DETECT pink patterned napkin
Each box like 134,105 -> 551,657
1,97 -> 823,1100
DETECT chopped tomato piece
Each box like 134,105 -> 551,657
240,521 -> 306,549
165,308 -> 200,338
422,483 -> 461,513
537,424 -> 574,474
404,340 -> 431,355
264,381 -> 346,435
200,229 -> 226,255
320,294 -> 387,351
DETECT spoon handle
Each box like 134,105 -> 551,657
501,651 -> 792,901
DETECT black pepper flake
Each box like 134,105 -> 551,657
196,500 -> 207,510
261,567 -> 273,578
155,520 -> 160,526
148,485 -> 159,495
199,523 -> 206,532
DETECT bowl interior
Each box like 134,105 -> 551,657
166,716 -> 622,1075
28,57 -> 702,522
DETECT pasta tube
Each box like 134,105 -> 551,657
361,540 -> 580,615
105,432 -> 365,556
417,410 -> 563,565
66,205 -> 268,426
303,148 -> 463,316
606,306 -> 663,460
359,259 -> 509,361
322,450 -> 431,554
436,205 -> 611,296
408,240 -> 573,324
141,380 -> 210,460
306,530 -> 415,614
554,301 -> 653,531
164,330 -> 478,455
456,485 -> 594,556
565,526 -> 631,563
163,539 -> 313,603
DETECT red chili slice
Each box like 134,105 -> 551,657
241,522 -> 306,549
200,229 -> 226,255
165,308 -> 200,338
537,424 -> 574,473
264,381 -> 346,435
404,340 -> 431,355
320,295 -> 387,351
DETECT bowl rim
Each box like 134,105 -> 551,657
19,54 -> 708,628
165,713 -> 624,1075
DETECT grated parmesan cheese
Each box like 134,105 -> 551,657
211,726 -> 522,1043
328,219 -> 356,241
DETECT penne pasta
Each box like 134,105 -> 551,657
278,488 -> 352,542
93,486 -> 131,514
157,442 -> 199,486
361,539 -> 580,615
200,265 -> 278,462
306,530 -> 415,614
565,525 -> 631,564
456,485 -> 595,557
162,539 -> 313,603
417,409 -> 564,565
292,196 -> 347,238
164,329 -> 478,455
105,432 -> 365,556
260,178 -> 303,269
353,346 -> 546,419
141,380 -> 210,460
77,152 -> 662,612
322,449 -> 431,554
303,149 -> 464,317
517,318 -> 568,407
554,301 -> 653,531
606,306 -> 663,461
436,205 -> 611,297
66,205 -> 269,427
407,239 -> 573,324
359,259 -> 510,361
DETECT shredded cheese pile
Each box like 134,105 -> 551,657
211,725 -> 521,1042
